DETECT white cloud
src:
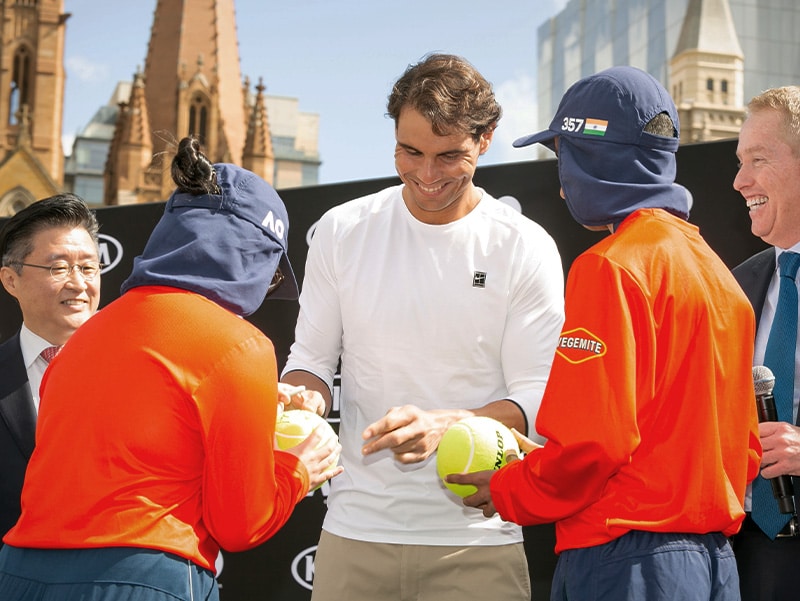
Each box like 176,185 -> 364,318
66,56 -> 110,82
487,74 -> 539,166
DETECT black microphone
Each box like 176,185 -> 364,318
753,365 -> 797,515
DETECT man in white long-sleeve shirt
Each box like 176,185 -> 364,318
282,52 -> 565,601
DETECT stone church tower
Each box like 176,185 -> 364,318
0,0 -> 66,216
669,0 -> 745,143
104,0 -> 275,205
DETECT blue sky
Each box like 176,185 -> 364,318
62,0 -> 568,185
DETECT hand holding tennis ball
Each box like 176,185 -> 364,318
275,409 -> 342,491
436,416 -> 521,498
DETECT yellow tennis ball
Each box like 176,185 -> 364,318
276,409 -> 340,489
436,416 -> 520,498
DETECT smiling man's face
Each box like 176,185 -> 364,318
0,225 -> 100,344
735,108 -> 800,249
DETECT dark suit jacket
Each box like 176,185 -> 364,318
732,247 -> 776,324
733,245 -> 800,508
0,332 -> 36,542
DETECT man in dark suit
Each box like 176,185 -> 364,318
0,194 -> 101,544
732,85 -> 800,601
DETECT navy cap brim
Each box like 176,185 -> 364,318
268,252 -> 300,301
512,129 -> 557,150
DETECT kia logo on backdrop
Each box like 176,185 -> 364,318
291,545 -> 316,590
98,234 -> 123,273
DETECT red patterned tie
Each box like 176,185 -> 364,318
40,346 -> 61,363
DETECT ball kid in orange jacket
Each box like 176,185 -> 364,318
448,67 -> 761,601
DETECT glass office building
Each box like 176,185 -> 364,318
537,0 -> 800,141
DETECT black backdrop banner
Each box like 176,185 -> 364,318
0,139 -> 766,600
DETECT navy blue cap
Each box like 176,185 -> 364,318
177,163 -> 299,301
513,66 -> 679,152
121,163 -> 299,316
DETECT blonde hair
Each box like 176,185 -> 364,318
747,86 -> 800,156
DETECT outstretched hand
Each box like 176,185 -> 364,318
362,405 -> 460,464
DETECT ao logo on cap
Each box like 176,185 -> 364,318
261,211 -> 286,240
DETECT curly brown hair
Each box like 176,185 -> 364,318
387,53 -> 502,141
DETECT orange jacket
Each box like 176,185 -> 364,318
4,286 -> 307,572
491,209 -> 761,553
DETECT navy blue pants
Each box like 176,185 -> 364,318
550,531 -> 740,601
0,545 -> 218,601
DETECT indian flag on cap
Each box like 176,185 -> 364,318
583,118 -> 608,137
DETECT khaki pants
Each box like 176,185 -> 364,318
310,530 -> 531,601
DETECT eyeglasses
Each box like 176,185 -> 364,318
266,267 -> 284,297
16,261 -> 104,282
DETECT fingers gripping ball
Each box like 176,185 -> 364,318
275,409 -> 340,490
436,416 -> 520,498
